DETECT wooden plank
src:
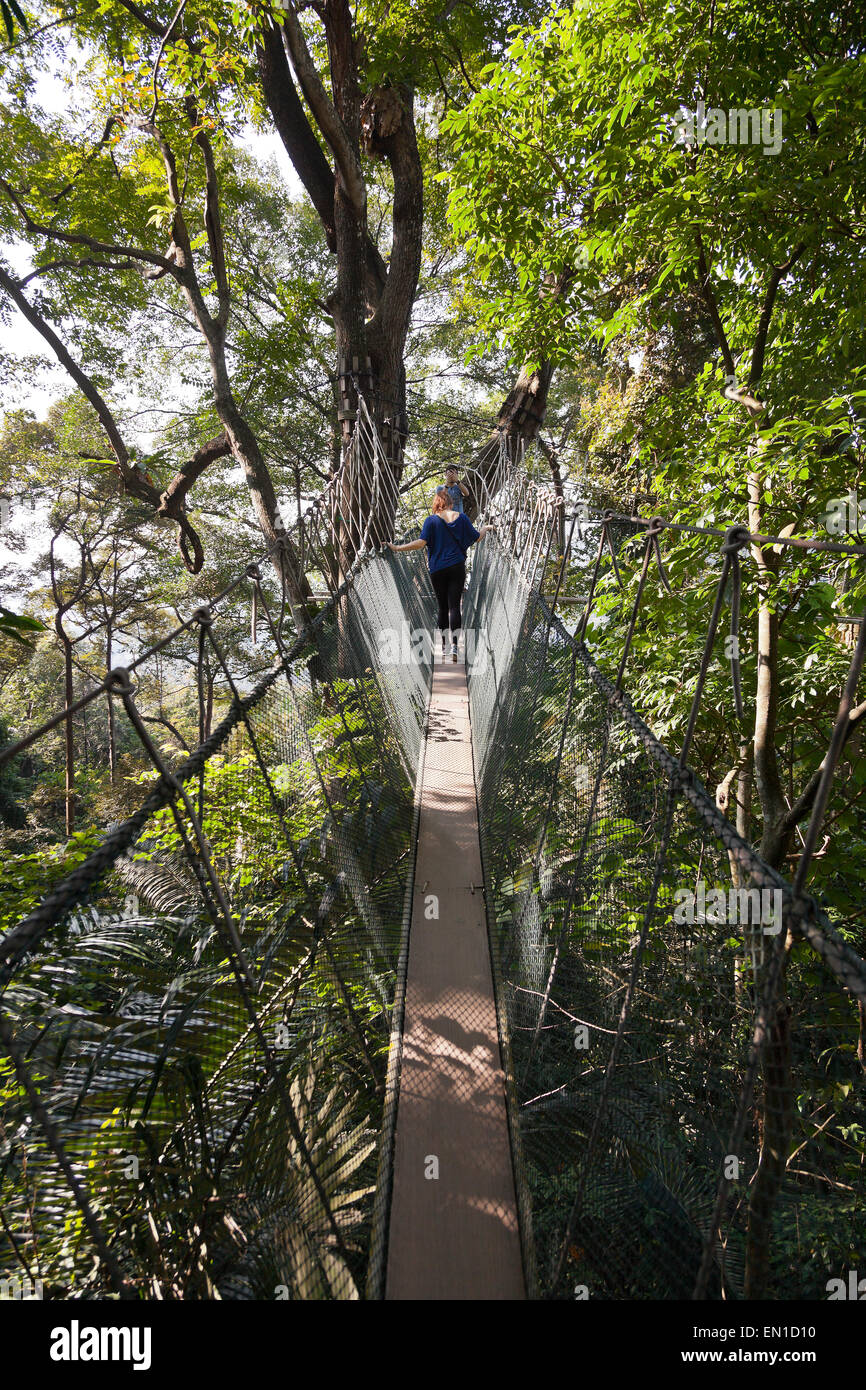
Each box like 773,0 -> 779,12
385,653 -> 525,1300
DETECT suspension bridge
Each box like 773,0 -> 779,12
1,403 -> 865,1301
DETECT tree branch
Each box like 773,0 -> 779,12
0,176 -> 174,272
112,0 -> 167,37
0,266 -> 211,572
18,256 -> 138,286
695,234 -> 736,376
184,98 -> 230,324
48,118 -> 118,206
279,9 -> 365,212
781,700 -> 866,835
148,0 -> 187,120
128,115 -> 222,346
723,382 -> 766,413
749,242 -> 807,389
257,22 -> 336,235
157,432 -> 231,517
257,20 -> 386,302
0,264 -> 142,491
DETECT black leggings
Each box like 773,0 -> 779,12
430,561 -> 466,633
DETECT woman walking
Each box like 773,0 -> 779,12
388,486 -> 495,661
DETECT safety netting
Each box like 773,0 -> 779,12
465,539 -> 866,1301
0,552 -> 434,1300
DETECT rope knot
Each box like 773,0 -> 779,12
723,524 -> 750,554
193,605 -> 214,627
107,667 -> 135,697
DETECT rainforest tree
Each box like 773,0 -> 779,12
0,0 -> 556,620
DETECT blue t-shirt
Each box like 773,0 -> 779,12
446,483 -> 464,513
420,512 -> 480,573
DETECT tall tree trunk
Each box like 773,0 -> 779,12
61,633 -> 74,836
744,470 -> 793,1299
465,360 -> 558,516
258,23 -> 421,566
691,242 -> 816,1297
257,11 -> 550,575
106,624 -> 116,784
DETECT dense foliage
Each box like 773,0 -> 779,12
1,0 -> 865,1300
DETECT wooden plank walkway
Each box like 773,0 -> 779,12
385,650 -> 525,1300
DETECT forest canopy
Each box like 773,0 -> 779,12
1,0 -> 865,1307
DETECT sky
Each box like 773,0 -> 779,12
1,53 -> 305,419
0,56 -> 306,584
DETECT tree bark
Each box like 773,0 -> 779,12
60,628 -> 75,836
743,473 -> 793,1299
464,360 -> 557,517
106,624 -> 116,784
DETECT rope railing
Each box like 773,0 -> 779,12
465,500 -> 866,1301
0,536 -> 441,1298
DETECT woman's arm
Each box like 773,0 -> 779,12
477,524 -> 497,538
387,538 -> 427,552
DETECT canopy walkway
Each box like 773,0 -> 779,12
1,404 -> 865,1301
384,652 -> 524,1300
